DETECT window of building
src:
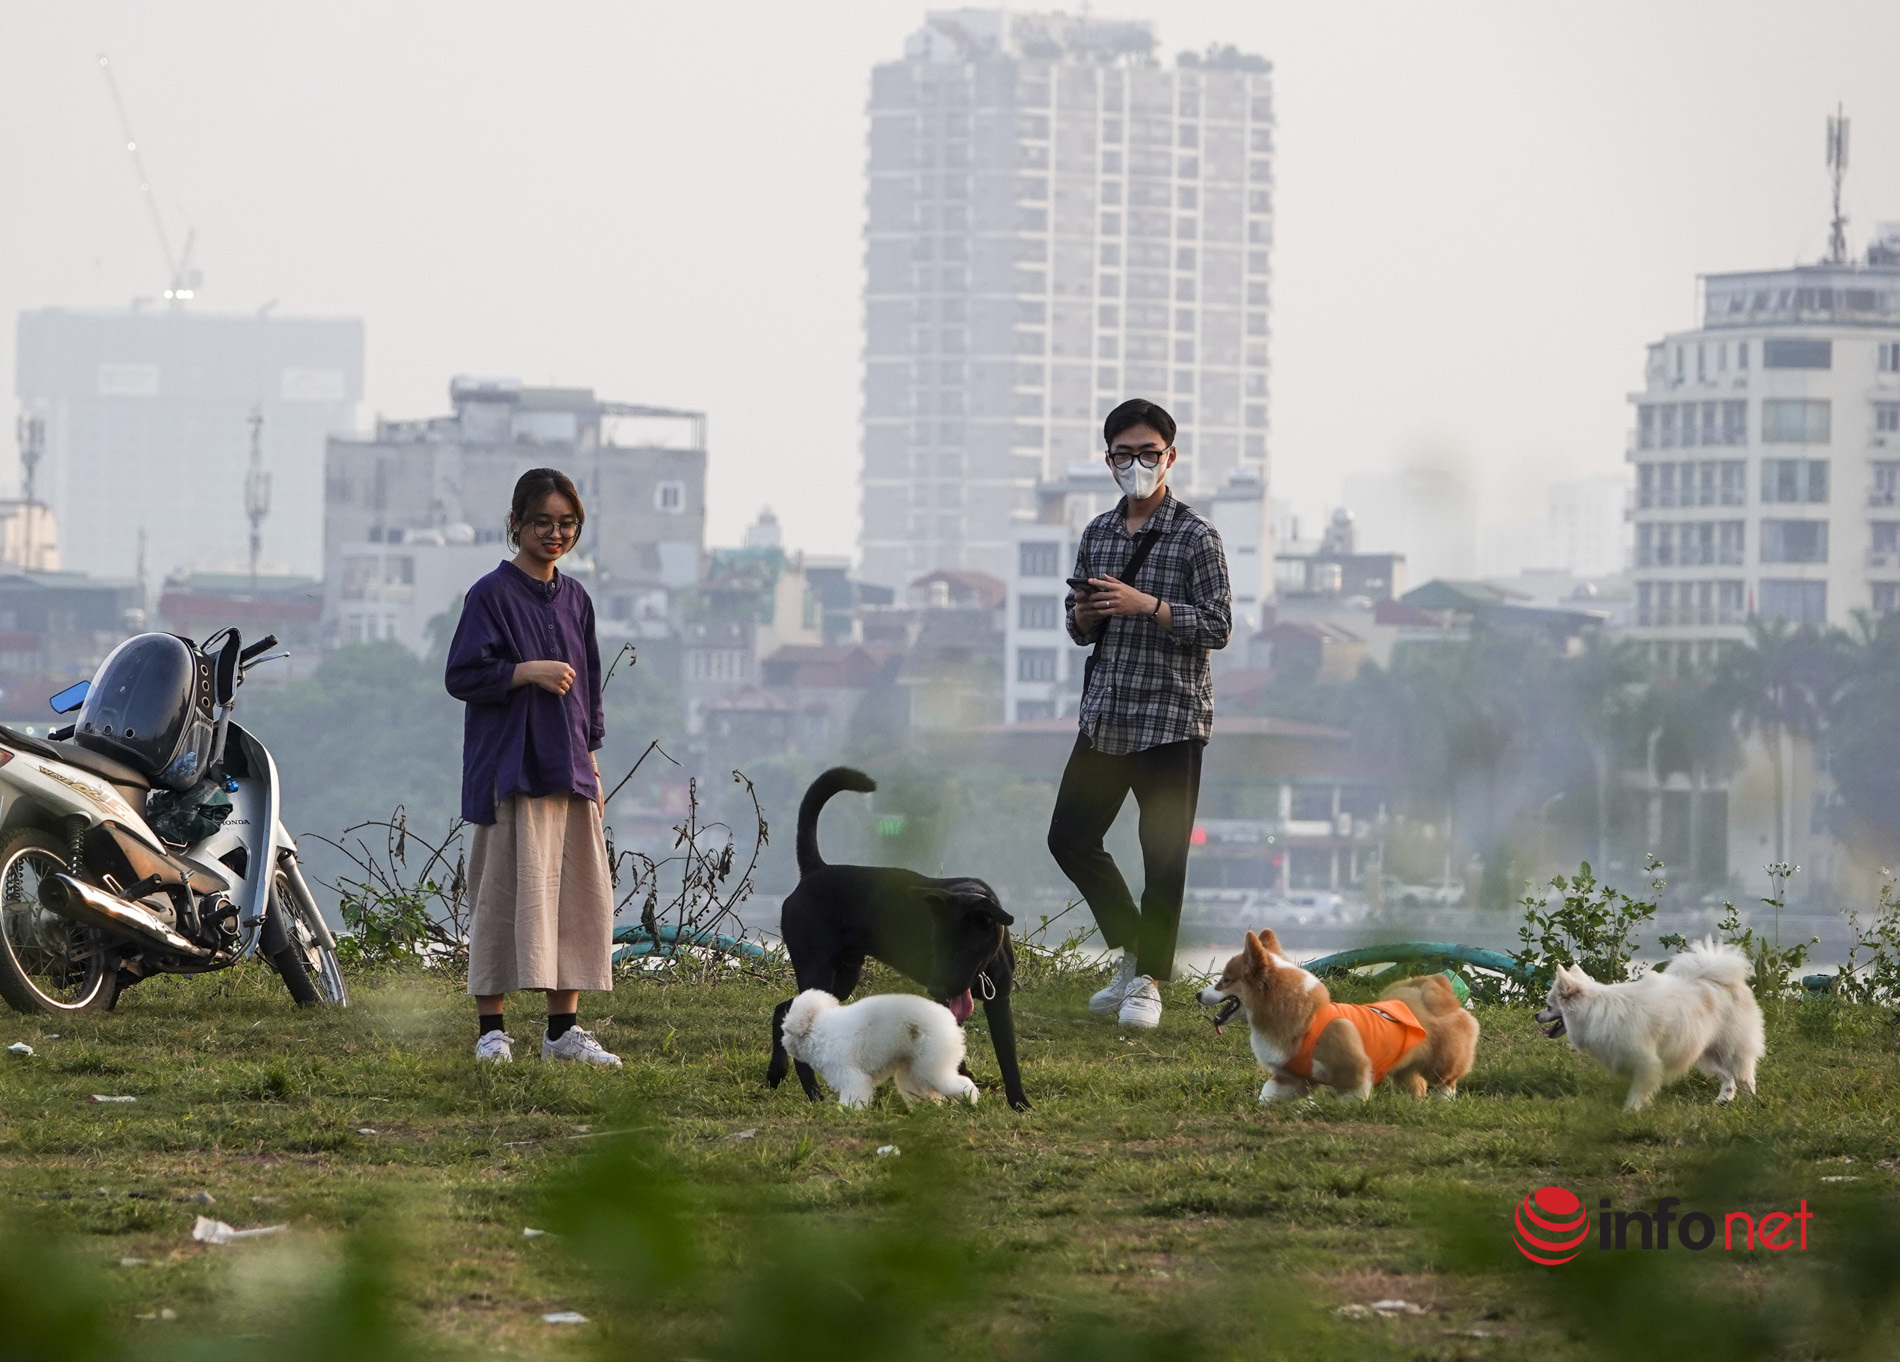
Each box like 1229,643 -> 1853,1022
1018,594 -> 1060,630
1762,399 -> 1832,443
1657,462 -> 1678,508
1637,463 -> 1654,509
1873,522 -> 1900,560
1694,460 -> 1717,506
1759,579 -> 1827,625
1638,405 -> 1656,450
1659,405 -> 1678,448
1878,402 -> 1900,432
1875,583 -> 1900,616
1017,647 -> 1058,683
1763,338 -> 1833,369
1761,458 -> 1829,503
1760,519 -> 1829,563
1019,541 -> 1060,577
1881,342 -> 1900,373
1874,461 -> 1900,507
1720,460 -> 1746,505
1737,340 -> 1749,369
653,481 -> 686,513
1635,581 -> 1652,627
1718,521 -> 1745,565
1722,400 -> 1747,445
1718,580 -> 1745,624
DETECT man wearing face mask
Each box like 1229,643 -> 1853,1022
1046,398 -> 1232,1030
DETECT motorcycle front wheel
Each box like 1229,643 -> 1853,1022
264,859 -> 347,1007
0,827 -> 119,1015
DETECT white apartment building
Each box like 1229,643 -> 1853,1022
1628,259 -> 1900,671
860,9 -> 1275,590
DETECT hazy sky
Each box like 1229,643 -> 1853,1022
6,1 -> 1900,557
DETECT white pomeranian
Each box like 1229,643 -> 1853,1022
1534,938 -> 1765,1110
778,988 -> 980,1109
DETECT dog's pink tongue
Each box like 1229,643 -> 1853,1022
946,990 -> 974,1025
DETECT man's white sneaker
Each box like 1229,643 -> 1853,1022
1117,976 -> 1163,1030
1089,954 -> 1142,1017
542,1026 -> 623,1068
475,1031 -> 514,1063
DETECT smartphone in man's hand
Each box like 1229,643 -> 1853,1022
1066,576 -> 1095,596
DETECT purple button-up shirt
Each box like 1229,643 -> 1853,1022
444,561 -> 605,825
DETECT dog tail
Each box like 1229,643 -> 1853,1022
1668,936 -> 1753,991
797,767 -> 877,877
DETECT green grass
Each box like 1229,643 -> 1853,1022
2,959 -> 1899,1360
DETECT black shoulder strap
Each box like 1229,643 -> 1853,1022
1084,525 -> 1163,662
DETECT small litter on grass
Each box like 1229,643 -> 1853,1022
523,1228 -> 552,1239
45,1034 -> 58,1039
1879,1158 -> 1900,1174
368,1096 -> 390,1103
875,1145 -> 900,1158
90,1095 -> 136,1103
1822,1175 -> 1860,1183
7,1042 -> 32,1056
191,1191 -> 215,1205
192,1217 -> 286,1246
1336,1300 -> 1428,1319
355,1128 -> 378,1136
541,1311 -> 588,1325
250,1196 -> 278,1205
724,1128 -> 759,1142
118,1258 -> 149,1268
134,1309 -> 178,1322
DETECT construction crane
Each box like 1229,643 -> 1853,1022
96,52 -> 201,302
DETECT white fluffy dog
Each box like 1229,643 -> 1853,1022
1535,938 -> 1765,1110
778,988 -> 980,1109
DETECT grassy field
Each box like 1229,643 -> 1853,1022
2,955 -> 1899,1360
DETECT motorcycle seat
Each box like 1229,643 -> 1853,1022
0,724 -> 152,791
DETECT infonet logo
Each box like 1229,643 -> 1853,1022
1512,1184 -> 1814,1264
1513,1186 -> 1591,1264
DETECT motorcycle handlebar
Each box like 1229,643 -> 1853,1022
239,635 -> 278,663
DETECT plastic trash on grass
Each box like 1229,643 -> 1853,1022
192,1216 -> 286,1245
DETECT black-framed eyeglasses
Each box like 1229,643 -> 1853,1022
1107,447 -> 1168,470
525,516 -> 582,539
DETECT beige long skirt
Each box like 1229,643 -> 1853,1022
465,793 -> 614,995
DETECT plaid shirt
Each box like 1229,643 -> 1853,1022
1065,491 -> 1231,755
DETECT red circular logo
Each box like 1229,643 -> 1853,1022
1513,1185 -> 1589,1265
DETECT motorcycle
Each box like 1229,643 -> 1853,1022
0,627 -> 346,1014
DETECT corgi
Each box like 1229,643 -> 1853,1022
1199,929 -> 1479,1102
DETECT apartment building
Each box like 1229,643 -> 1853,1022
1628,257 -> 1900,671
860,9 -> 1274,589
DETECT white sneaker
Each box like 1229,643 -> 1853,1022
1117,976 -> 1162,1030
542,1026 -> 622,1068
1089,954 -> 1141,1017
475,1031 -> 514,1063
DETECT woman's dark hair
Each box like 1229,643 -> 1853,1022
1103,398 -> 1177,448
507,467 -> 586,550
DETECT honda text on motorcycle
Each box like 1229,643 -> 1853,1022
0,628 -> 346,1014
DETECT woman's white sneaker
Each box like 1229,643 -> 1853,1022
1089,954 -> 1142,1017
1117,976 -> 1163,1030
475,1031 -> 514,1063
542,1026 -> 622,1067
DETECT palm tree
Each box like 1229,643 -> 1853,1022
1710,618 -> 1839,863
1561,636 -> 1647,869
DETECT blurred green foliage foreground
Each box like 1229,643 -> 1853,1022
2,962 -> 1900,1361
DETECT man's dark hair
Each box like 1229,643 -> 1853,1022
507,467 -> 586,549
1103,398 -> 1177,448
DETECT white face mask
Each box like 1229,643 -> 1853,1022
1113,458 -> 1164,500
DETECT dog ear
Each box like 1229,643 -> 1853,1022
1554,967 -> 1585,1000
1244,931 -> 1272,978
1255,927 -> 1283,956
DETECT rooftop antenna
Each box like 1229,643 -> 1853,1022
244,408 -> 271,592
1827,104 -> 1850,266
96,53 -> 201,303
14,414 -> 43,570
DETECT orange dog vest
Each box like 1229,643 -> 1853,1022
1285,1000 -> 1428,1085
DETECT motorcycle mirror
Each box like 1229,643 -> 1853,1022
214,631 -> 242,707
49,680 -> 90,714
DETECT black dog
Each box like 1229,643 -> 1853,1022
767,767 -> 1029,1110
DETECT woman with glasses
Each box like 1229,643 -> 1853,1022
444,467 -> 621,1068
